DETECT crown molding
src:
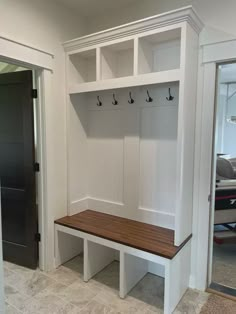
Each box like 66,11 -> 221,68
63,6 -> 203,53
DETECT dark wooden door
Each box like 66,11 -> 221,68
0,70 -> 38,269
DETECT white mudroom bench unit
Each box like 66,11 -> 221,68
55,6 -> 203,314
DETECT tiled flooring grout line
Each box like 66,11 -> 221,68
6,302 -> 24,313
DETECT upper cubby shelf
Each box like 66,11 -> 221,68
69,69 -> 180,94
68,49 -> 96,84
64,6 -> 203,95
100,40 -> 134,80
138,29 -> 181,75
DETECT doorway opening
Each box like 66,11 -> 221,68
209,62 -> 236,297
0,60 -> 41,269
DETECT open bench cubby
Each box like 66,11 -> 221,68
55,210 -> 191,314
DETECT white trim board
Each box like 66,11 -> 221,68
203,39 -> 236,64
0,35 -> 53,57
0,36 -> 53,71
192,39 -> 236,290
69,198 -> 175,230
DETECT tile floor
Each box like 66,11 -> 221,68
212,243 -> 236,288
4,255 -> 210,314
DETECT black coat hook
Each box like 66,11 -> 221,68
112,93 -> 118,105
128,92 -> 134,104
166,88 -> 174,101
146,90 -> 153,103
97,96 -> 102,106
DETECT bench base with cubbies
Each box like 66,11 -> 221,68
55,210 -> 192,314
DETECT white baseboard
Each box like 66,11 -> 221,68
69,198 -> 174,229
69,197 -> 124,216
189,274 -> 195,289
88,197 -> 124,215
69,198 -> 88,215
136,207 -> 175,230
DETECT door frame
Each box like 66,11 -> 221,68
0,35 -> 54,271
192,38 -> 236,290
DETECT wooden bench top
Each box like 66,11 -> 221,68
55,210 -> 191,259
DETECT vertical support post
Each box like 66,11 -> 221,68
133,37 -> 139,76
96,47 -> 101,81
164,241 -> 191,314
120,250 -> 148,299
54,226 -> 60,268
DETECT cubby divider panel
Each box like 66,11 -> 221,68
84,239 -> 119,286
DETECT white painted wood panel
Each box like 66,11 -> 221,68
68,95 -> 88,214
88,108 -> 125,205
153,40 -> 180,72
68,84 -> 179,227
68,84 -> 179,228
139,105 -> 178,216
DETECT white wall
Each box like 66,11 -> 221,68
193,0 -> 236,44
0,0 -> 86,222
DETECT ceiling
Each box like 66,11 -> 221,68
55,0 -> 138,17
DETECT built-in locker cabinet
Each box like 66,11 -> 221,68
63,6 -> 203,246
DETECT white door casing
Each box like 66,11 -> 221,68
192,38 -> 236,290
0,35 -> 54,272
